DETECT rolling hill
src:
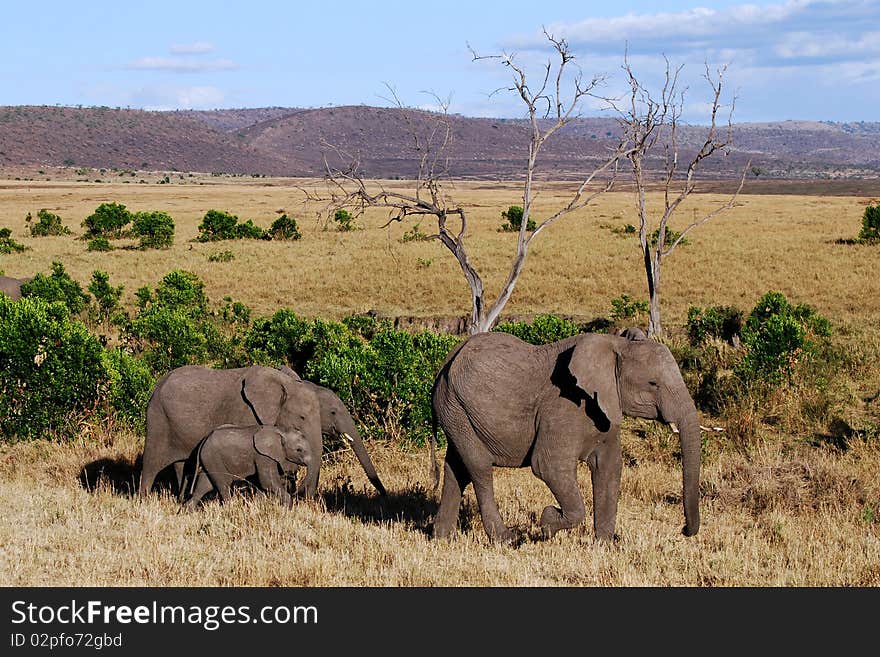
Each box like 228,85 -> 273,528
2,104 -> 880,181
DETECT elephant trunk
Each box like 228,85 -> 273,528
343,427 -> 387,496
672,407 -> 701,537
663,398 -> 701,536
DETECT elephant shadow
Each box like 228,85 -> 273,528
320,480 -> 449,535
78,455 -> 177,498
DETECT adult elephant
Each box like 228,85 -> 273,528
430,331 -> 701,544
0,276 -> 31,301
140,365 -> 323,499
276,366 -> 387,496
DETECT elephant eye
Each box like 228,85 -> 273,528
648,380 -> 658,387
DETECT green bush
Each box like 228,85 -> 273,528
20,261 -> 89,315
243,311 -> 460,444
494,313 -> 582,345
235,219 -> 266,240
686,305 -> 744,345
27,209 -> 71,236
101,348 -> 155,432
859,204 -> 880,243
197,209 -> 238,241
267,214 -> 302,240
333,209 -> 357,232
131,210 -> 174,249
0,227 -> 28,254
610,294 -> 649,323
121,270 -> 252,372
81,202 -> 131,238
123,270 -> 218,372
401,222 -> 431,242
197,209 -> 265,241
737,291 -> 831,383
88,270 -> 124,329
650,226 -> 688,248
0,296 -> 107,439
499,205 -> 536,232
87,236 -> 113,252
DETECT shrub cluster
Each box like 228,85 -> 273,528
499,205 -> 536,232
494,313 -> 582,345
859,204 -> 880,243
0,295 -> 153,439
81,202 -> 131,238
20,261 -> 90,315
27,209 -> 71,236
244,310 -> 460,443
0,296 -> 106,438
121,270 -> 227,373
683,292 -> 833,417
0,228 -> 28,254
332,209 -> 357,232
131,210 -> 175,249
197,209 -> 265,241
266,214 -> 302,241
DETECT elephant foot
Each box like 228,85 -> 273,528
431,522 -> 455,540
594,530 -> 620,544
485,525 -> 518,547
539,505 -> 585,540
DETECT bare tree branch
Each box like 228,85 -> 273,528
619,57 -> 747,336
318,31 -> 626,334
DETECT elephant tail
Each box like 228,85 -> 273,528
187,436 -> 209,500
429,409 -> 440,494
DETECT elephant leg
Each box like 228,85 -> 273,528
432,444 -> 471,539
183,472 -> 214,511
588,431 -> 622,541
138,442 -> 167,497
256,457 -> 291,506
531,451 -> 586,540
173,461 -> 187,502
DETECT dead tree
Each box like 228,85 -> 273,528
318,30 -> 627,335
617,56 -> 748,337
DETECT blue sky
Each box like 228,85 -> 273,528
1,0 -> 877,122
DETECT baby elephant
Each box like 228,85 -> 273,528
183,424 -> 314,510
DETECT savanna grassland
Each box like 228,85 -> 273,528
1,170 -> 878,586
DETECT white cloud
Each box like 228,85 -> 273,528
520,0 -> 880,69
132,85 -> 226,110
488,1 -> 880,122
170,41 -> 215,55
128,57 -> 238,73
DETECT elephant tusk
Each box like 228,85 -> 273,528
669,423 -> 679,434
341,432 -> 355,443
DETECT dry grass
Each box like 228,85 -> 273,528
1,174 -> 879,586
1,430 -> 877,586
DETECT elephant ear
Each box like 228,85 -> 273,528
241,369 -> 288,426
253,427 -> 285,463
568,336 -> 622,430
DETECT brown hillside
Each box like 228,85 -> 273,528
0,105 -> 296,175
3,104 -> 880,180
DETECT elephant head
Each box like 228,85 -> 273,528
253,426 -> 314,469
240,368 -> 323,497
276,365 -> 387,496
568,335 -> 701,537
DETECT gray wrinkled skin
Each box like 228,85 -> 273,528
430,331 -> 701,544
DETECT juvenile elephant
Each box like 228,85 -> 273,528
430,331 -> 701,544
183,424 -> 314,509
0,276 -> 32,301
277,365 -> 386,496
140,365 -> 323,499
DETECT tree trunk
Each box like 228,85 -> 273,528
644,247 -> 663,337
